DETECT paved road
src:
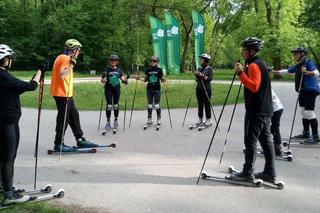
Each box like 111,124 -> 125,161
15,81 -> 319,213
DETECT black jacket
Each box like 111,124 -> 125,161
0,69 -> 38,125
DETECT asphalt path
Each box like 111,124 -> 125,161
14,81 -> 320,213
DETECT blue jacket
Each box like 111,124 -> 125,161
288,59 -> 320,94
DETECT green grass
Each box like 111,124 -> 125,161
20,82 -> 244,110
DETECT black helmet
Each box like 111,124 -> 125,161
109,54 -> 119,60
291,47 -> 308,55
150,55 -> 159,62
241,37 -> 264,51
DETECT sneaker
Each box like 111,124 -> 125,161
204,118 -> 212,126
147,117 -> 153,125
157,117 -> 161,125
254,172 -> 276,182
54,144 -> 74,152
196,117 -> 203,126
113,120 -> 119,129
304,134 -> 320,144
274,144 -> 283,156
76,138 -> 98,148
293,131 -> 310,140
104,121 -> 112,130
3,191 -> 30,205
229,171 -> 255,182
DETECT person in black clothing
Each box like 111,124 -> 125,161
194,53 -> 213,126
0,44 -> 42,204
232,37 -> 277,182
144,55 -> 165,125
101,54 -> 128,130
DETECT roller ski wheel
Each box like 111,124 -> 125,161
143,123 -> 152,130
112,129 -> 117,134
56,189 -> 65,198
156,124 -> 160,131
201,171 -> 209,179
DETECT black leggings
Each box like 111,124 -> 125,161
105,86 -> 121,120
0,123 -> 20,193
196,87 -> 212,119
147,89 -> 161,118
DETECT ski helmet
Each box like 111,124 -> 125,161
241,37 -> 264,52
150,55 -> 159,62
109,54 -> 119,61
0,44 -> 14,60
65,39 -> 82,50
199,53 -> 211,63
291,47 -> 308,55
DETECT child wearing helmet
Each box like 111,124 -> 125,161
50,39 -> 97,152
0,44 -> 42,204
144,55 -> 165,125
194,53 -> 213,127
232,37 -> 277,183
101,54 -> 128,131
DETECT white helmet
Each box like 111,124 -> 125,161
0,44 -> 14,60
199,53 -> 211,61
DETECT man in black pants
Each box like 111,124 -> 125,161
194,53 -> 213,126
0,44 -> 42,204
50,39 -> 97,152
101,54 -> 128,131
144,55 -> 164,125
232,37 -> 277,182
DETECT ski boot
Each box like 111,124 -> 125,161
156,117 -> 161,131
3,191 -> 30,205
102,121 -> 112,135
198,118 -> 212,131
229,171 -> 255,182
113,120 -> 118,134
76,138 -> 98,148
144,117 -> 153,130
304,133 -> 320,144
54,144 -> 75,152
254,172 -> 285,189
189,117 -> 203,130
292,131 -> 310,140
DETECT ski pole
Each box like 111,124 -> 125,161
219,83 -> 242,165
34,60 -> 48,190
163,82 -> 173,129
129,66 -> 139,128
123,73 -> 130,131
97,92 -> 104,131
196,72 -> 237,184
287,69 -> 305,150
200,79 -> 220,131
182,81 -> 196,127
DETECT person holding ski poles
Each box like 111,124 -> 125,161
50,39 -> 97,152
231,37 -> 277,183
194,53 -> 213,127
0,44 -> 42,204
101,54 -> 128,132
289,47 -> 320,143
143,55 -> 165,126
270,89 -> 284,156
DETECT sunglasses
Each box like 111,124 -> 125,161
151,60 -> 158,63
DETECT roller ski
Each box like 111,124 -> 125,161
112,120 -> 118,134
189,118 -> 204,130
143,118 -> 153,130
0,188 -> 65,210
201,168 -> 263,188
242,147 -> 293,161
47,143 -> 97,155
102,121 -> 112,135
17,184 -> 53,195
198,119 -> 212,131
228,166 -> 285,190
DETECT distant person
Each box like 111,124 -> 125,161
0,44 -> 41,204
50,39 -> 97,152
270,89 -> 284,156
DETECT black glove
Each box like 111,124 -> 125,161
39,59 -> 49,79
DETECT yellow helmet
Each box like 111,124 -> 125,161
65,39 -> 82,50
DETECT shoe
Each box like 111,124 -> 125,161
3,191 -> 30,205
254,172 -> 276,182
54,144 -> 74,152
76,138 -> 98,148
157,117 -> 161,125
304,134 -> 320,144
204,118 -> 212,126
147,117 -> 153,125
293,131 -> 310,140
274,144 -> 283,156
113,120 -> 119,129
104,121 -> 111,130
229,171 -> 255,182
196,117 -> 203,126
